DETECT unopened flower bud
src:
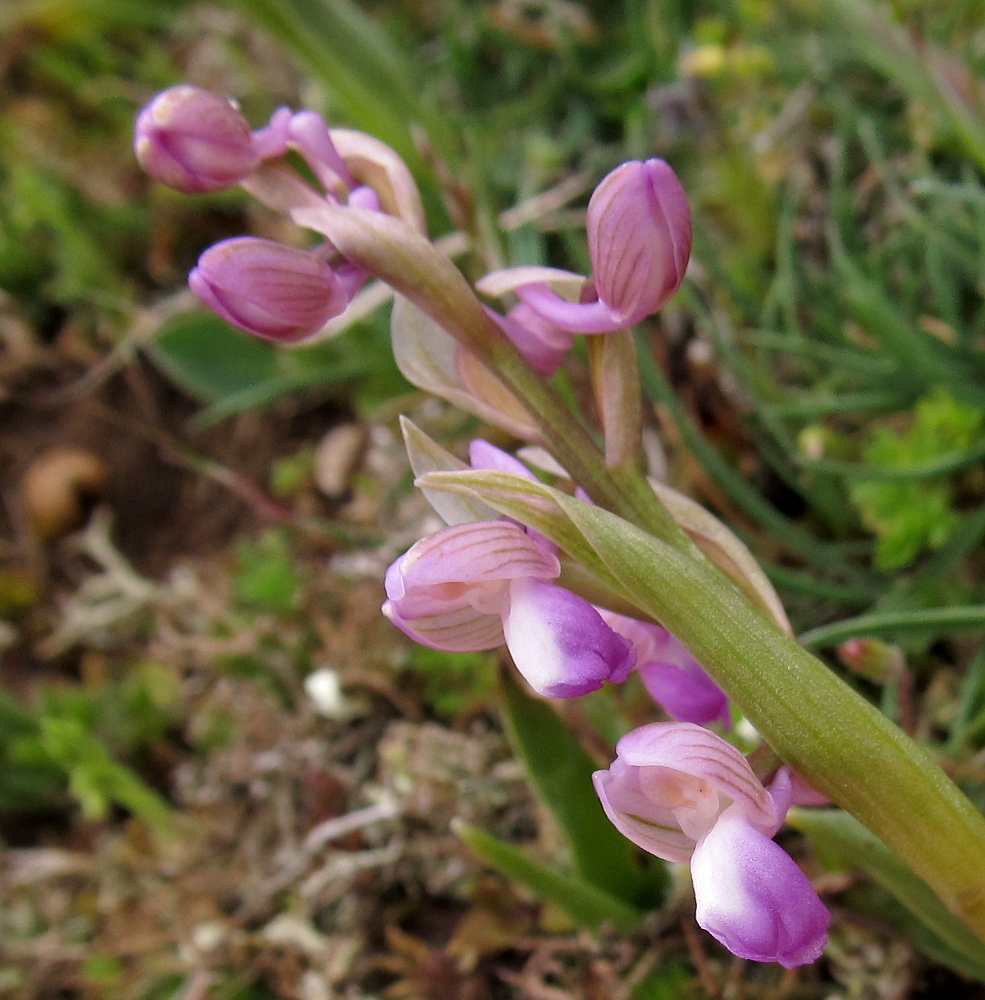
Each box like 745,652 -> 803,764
189,238 -> 349,342
837,638 -> 905,683
134,85 -> 259,193
588,158 -> 691,324
512,160 -> 692,333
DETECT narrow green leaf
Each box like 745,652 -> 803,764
148,313 -> 284,402
499,667 -> 668,910
796,439 -> 985,479
789,808 -> 985,981
948,646 -> 985,754
799,607 -> 985,649
231,0 -> 453,221
451,819 -> 645,932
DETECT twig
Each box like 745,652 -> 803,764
302,798 -> 401,855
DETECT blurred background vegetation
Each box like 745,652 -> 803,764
2,0 -> 985,997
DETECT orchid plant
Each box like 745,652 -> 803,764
136,85 -> 985,970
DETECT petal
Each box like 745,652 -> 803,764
638,660 -> 731,727
514,284 -> 624,334
599,609 -> 667,662
382,599 -> 504,652
475,266 -> 586,299
503,579 -> 635,698
287,110 -> 355,193
602,612 -> 728,728
393,521 -> 560,593
593,759 -> 695,863
780,767 -> 830,808
615,723 -> 777,832
587,159 -> 691,323
189,238 -> 349,342
134,85 -> 258,193
691,807 -> 829,968
468,439 -> 536,479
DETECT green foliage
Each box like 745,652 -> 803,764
406,646 -> 496,717
848,389 -> 985,568
149,310 -> 407,426
0,664 -> 179,825
29,712 -> 170,828
451,819 -> 645,932
0,690 -> 65,813
499,667 -> 668,911
631,960 -> 693,1000
233,530 -> 303,614
81,954 -> 125,990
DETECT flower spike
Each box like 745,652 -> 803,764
383,441 -> 635,697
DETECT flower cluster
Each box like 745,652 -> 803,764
135,85 -> 829,968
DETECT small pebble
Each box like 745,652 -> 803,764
314,423 -> 366,500
21,446 -> 108,539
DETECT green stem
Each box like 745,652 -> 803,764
487,336 -> 698,556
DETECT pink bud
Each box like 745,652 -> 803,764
134,85 -> 259,193
513,159 -> 692,333
587,158 -> 691,324
836,638 -> 904,683
189,238 -> 349,342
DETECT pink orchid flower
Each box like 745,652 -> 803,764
188,238 -> 358,342
594,722 -> 829,967
382,441 -> 635,697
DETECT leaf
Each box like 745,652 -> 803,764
789,808 -> 985,981
799,606 -> 985,649
451,819 -> 645,932
38,717 -> 172,833
147,311 -> 376,426
499,666 -> 668,910
847,389 -> 985,569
